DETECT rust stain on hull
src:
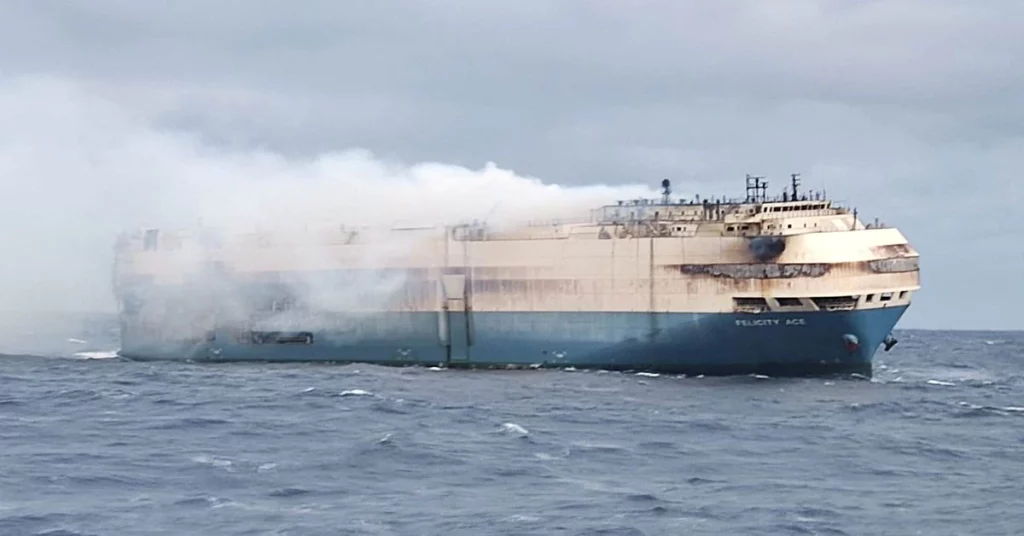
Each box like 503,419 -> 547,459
667,257 -> 920,280
870,243 -> 915,257
868,257 -> 919,273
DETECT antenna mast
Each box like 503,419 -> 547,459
790,173 -> 801,200
660,179 -> 672,204
745,174 -> 767,203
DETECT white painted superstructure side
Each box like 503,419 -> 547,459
113,222 -> 919,315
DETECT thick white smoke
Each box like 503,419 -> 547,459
0,76 -> 659,331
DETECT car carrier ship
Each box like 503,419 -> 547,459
112,174 -> 919,377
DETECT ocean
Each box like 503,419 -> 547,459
1,317 -> 1022,535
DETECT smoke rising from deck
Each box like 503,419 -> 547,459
0,76 -> 661,347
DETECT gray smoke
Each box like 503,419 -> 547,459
0,76 -> 664,352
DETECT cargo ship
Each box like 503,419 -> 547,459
112,174 -> 919,377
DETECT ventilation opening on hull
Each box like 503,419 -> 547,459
733,297 -> 769,313
811,296 -> 858,311
736,295 -> 862,313
246,331 -> 314,345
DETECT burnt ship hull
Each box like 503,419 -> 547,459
112,175 -> 919,377
118,306 -> 907,377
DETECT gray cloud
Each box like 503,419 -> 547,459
0,0 -> 1021,329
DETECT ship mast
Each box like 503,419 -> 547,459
745,174 -> 768,203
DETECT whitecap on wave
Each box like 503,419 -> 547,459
72,350 -> 119,359
339,389 -> 374,397
499,422 -> 529,436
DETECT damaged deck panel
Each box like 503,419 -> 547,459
674,263 -> 831,279
669,257 -> 919,279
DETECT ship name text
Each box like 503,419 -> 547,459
735,318 -> 807,327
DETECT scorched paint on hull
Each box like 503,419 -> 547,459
117,306 -> 908,377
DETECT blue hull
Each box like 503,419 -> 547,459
118,306 -> 908,377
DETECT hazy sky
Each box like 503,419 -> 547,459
0,0 -> 1021,330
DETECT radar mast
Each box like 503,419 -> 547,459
745,174 -> 768,203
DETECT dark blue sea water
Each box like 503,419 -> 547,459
2,316 -> 1022,535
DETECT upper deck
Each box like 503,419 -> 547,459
114,173 -> 885,253
450,173 -> 877,241
580,174 -> 869,239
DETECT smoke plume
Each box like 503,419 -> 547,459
0,76 -> 660,351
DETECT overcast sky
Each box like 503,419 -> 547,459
0,0 -> 1021,330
